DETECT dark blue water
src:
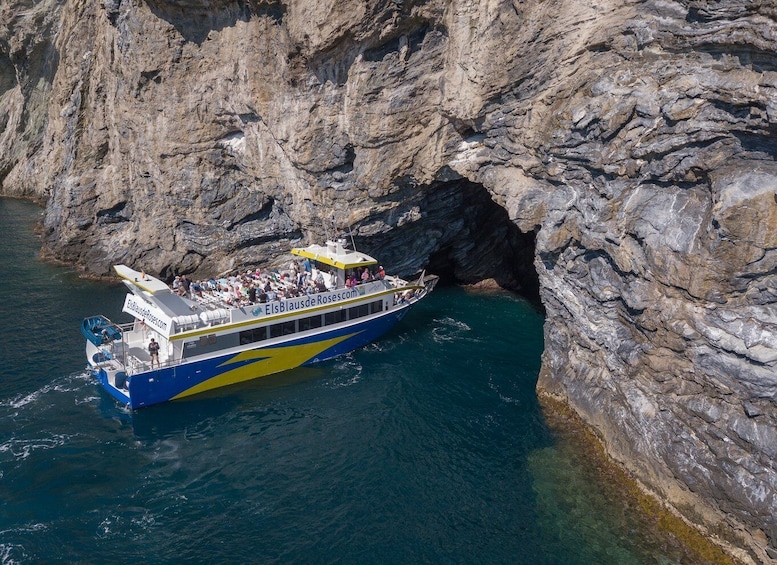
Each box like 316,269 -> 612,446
0,198 -> 690,564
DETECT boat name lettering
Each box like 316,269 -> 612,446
123,295 -> 171,335
262,288 -> 359,316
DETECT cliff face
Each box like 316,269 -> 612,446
2,0 -> 777,560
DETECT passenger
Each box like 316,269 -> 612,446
377,266 -> 385,279
180,275 -> 191,296
361,267 -> 371,284
248,284 -> 257,304
148,338 -> 160,369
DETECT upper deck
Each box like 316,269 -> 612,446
291,240 -> 377,270
113,241 -> 420,341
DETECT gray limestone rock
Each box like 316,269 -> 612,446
1,0 -> 777,561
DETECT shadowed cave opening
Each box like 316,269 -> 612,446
361,178 -> 541,308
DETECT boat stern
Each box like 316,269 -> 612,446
84,318 -> 131,406
93,364 -> 131,405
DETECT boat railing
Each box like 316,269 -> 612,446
102,321 -> 183,376
126,353 -> 182,375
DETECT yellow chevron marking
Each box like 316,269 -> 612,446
172,332 -> 357,399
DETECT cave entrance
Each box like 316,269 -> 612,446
364,178 -> 540,307
425,179 -> 540,304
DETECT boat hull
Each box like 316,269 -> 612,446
99,306 -> 409,410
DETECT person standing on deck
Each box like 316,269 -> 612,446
148,338 -> 160,369
180,275 -> 191,297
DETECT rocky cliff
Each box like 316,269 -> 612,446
2,0 -> 776,561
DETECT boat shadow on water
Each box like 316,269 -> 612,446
127,366 -> 327,439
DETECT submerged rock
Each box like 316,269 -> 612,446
1,0 -> 776,560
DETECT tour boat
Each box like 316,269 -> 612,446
81,239 -> 439,410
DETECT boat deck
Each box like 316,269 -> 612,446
102,325 -> 174,374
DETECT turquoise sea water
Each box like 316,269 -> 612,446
0,197 -> 692,564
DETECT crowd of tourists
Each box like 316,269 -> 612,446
168,259 -> 386,309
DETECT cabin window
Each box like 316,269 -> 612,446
348,304 -> 370,320
270,320 -> 296,338
344,301 -> 383,321
299,315 -> 323,331
199,334 -> 217,346
240,327 -> 267,345
325,310 -> 344,325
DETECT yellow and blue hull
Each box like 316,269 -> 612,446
96,307 -> 409,410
